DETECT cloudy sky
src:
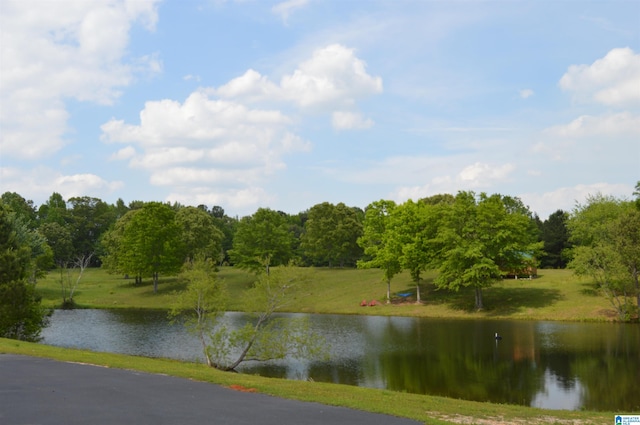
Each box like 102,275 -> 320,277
1,0 -> 638,219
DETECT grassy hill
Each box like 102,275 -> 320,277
35,266 -> 615,322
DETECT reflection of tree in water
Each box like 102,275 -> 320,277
372,319 -> 547,406
569,326 -> 640,411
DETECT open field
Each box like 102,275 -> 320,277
0,338 -> 613,425
36,266 -> 617,322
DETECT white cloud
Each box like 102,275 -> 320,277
0,166 -> 123,201
0,0 -> 161,160
101,89 -> 311,210
520,183 -> 633,219
281,44 -> 383,109
272,0 -> 309,25
458,162 -> 515,187
559,47 -> 640,106
214,69 -> 280,102
534,112 -> 640,162
332,111 -> 374,130
544,112 -> 640,139
519,89 -> 534,99
214,44 -> 383,111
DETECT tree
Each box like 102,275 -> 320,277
37,192 -> 68,225
0,203 -> 50,341
103,202 -> 184,293
300,202 -> 363,267
175,206 -> 224,262
568,194 -> 639,320
67,196 -> 116,266
171,261 -> 325,371
169,257 -> 227,367
229,208 -> 294,274
388,200 -> 440,303
539,210 -> 571,269
432,192 -> 540,310
357,200 -> 401,303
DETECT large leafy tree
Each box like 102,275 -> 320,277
229,208 -> 294,274
175,206 -> 224,262
67,196 -> 116,266
539,210 -> 571,269
357,200 -> 401,303
103,202 -> 184,293
300,202 -> 363,267
432,191 -> 540,310
568,194 -> 639,320
0,203 -> 50,341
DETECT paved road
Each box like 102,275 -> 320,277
0,355 -> 423,425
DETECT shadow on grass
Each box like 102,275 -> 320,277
418,281 -> 564,315
580,282 -> 600,297
119,276 -> 186,295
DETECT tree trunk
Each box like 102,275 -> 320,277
386,278 -> 391,304
153,271 -> 158,293
475,287 -> 484,310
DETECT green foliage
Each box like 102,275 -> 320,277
432,192 -> 540,310
539,210 -> 571,268
172,262 -> 325,371
300,202 -> 363,267
358,200 -> 402,303
103,202 -> 184,292
568,194 -> 640,321
170,257 -> 227,367
0,203 -> 50,341
175,206 -> 224,261
229,208 -> 294,273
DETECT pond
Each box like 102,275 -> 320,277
41,309 -> 639,412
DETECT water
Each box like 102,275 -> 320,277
41,309 -> 640,411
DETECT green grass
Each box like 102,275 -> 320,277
27,266 -> 621,424
37,267 -> 616,321
0,338 -> 612,425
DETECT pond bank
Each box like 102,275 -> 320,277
0,338 -> 613,425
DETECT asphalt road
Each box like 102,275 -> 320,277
0,354 -> 423,425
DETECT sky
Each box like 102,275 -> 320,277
1,0 -> 639,220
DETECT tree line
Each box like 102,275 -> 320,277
1,182 -> 639,343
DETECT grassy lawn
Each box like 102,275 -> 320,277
36,266 -> 615,321
0,338 -> 612,425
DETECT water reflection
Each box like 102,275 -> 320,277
41,310 -> 640,411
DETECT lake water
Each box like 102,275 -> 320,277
41,309 -> 640,411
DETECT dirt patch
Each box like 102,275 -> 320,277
432,413 -> 601,425
227,384 -> 258,393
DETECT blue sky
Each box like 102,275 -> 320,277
1,0 -> 639,219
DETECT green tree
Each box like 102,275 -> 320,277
170,257 -> 227,367
175,206 -> 224,262
67,196 -> 116,265
568,194 -> 639,320
388,200 -> 440,303
104,202 -> 184,293
229,208 -> 294,274
432,192 -> 540,310
37,192 -> 68,225
0,203 -> 50,341
357,200 -> 401,303
539,210 -> 571,269
171,262 -> 325,371
300,202 -> 363,267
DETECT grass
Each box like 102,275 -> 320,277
24,266 -> 621,424
0,338 -> 613,425
36,266 -> 617,322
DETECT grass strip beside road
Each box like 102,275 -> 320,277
0,338 -> 611,425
